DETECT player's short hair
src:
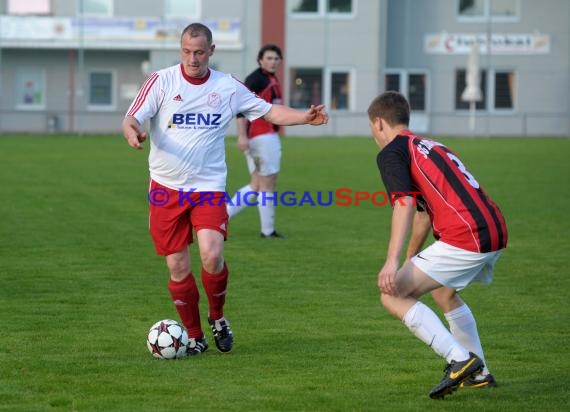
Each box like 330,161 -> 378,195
258,44 -> 282,62
367,91 -> 410,127
181,23 -> 213,45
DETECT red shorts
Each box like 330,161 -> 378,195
148,179 -> 229,256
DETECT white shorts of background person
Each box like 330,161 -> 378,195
227,132 -> 284,238
245,132 -> 281,176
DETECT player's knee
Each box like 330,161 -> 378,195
432,288 -> 462,312
200,251 -> 224,274
380,293 -> 400,318
167,260 -> 190,281
259,174 -> 277,191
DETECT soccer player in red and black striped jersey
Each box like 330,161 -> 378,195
368,91 -> 507,399
227,44 -> 286,238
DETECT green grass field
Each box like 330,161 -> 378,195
1,134 -> 569,411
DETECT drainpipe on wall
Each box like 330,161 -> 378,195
69,49 -> 75,132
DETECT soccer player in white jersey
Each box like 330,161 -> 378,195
122,23 -> 328,355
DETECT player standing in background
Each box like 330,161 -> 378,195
122,23 -> 328,356
368,91 -> 507,398
227,44 -> 286,238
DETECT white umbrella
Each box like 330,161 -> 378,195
461,43 -> 483,131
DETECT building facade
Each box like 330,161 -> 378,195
0,0 -> 568,137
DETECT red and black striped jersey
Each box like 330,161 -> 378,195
242,68 -> 282,138
377,130 -> 507,253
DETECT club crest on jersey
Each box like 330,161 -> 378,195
207,92 -> 221,108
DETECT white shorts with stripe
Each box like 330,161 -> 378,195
245,132 -> 281,176
411,241 -> 504,291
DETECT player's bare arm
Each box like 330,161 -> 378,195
122,116 -> 147,150
236,116 -> 250,151
378,196 -> 416,296
263,104 -> 328,126
406,211 -> 431,260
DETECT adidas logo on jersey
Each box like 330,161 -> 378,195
173,94 -> 183,101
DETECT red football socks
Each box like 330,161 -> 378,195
168,273 -> 203,338
201,262 -> 228,321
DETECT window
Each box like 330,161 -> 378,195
458,0 -> 518,21
385,74 -> 400,93
165,0 -> 201,19
384,71 -> 427,112
408,74 -> 426,111
458,0 -> 485,17
289,68 -> 353,111
493,71 -> 515,110
455,69 -> 487,110
8,0 -> 50,15
79,0 -> 113,17
289,0 -> 353,16
329,71 -> 351,110
455,69 -> 515,110
16,68 -> 45,110
289,68 -> 322,109
327,0 -> 352,13
89,71 -> 114,107
291,0 -> 318,13
490,0 -> 518,17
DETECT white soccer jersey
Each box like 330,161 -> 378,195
126,64 -> 272,191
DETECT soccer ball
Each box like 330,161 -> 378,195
146,319 -> 189,359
